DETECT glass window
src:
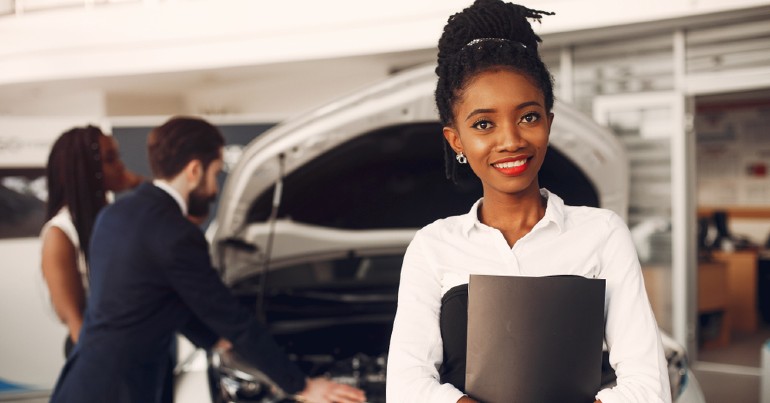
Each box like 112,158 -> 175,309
573,34 -> 674,116
686,15 -> 770,74
594,96 -> 677,334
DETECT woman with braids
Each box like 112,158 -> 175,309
386,1 -> 671,402
40,125 -> 141,357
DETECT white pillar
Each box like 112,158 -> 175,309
762,340 -> 770,403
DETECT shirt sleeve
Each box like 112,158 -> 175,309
387,231 -> 466,403
595,213 -> 672,403
160,222 -> 307,395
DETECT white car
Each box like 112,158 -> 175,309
178,64 -> 705,403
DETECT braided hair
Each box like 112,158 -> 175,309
46,125 -> 108,261
435,0 -> 554,182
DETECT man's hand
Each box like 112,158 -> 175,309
295,377 -> 366,403
213,338 -> 231,352
458,396 -> 479,403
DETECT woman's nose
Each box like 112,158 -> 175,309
496,123 -> 527,152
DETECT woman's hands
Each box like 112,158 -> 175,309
296,377 -> 367,403
457,396 -> 598,402
41,227 -> 85,344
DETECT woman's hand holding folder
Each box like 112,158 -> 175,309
457,397 -> 601,402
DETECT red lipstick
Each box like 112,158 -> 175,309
491,156 -> 530,176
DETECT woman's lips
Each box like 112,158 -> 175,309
492,157 -> 530,176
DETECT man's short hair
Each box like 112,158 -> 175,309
147,116 -> 225,180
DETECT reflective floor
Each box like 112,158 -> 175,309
694,324 -> 770,403
0,391 -> 48,403
4,328 -> 770,403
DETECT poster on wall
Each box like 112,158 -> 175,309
696,102 -> 770,207
0,169 -> 46,239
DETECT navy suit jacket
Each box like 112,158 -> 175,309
50,183 -> 306,403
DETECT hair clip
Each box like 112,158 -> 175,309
464,38 -> 527,49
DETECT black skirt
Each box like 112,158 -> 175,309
439,284 -> 469,392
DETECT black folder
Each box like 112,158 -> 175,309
465,274 -> 606,403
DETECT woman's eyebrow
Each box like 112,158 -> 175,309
464,101 -> 543,122
465,108 -> 496,121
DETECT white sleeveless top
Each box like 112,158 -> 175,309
40,207 -> 89,292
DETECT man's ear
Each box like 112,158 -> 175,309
443,126 -> 462,154
183,159 -> 204,190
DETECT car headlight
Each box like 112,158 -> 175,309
210,349 -> 286,403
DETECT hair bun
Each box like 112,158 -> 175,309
437,0 -> 553,65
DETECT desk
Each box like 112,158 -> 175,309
698,260 -> 729,348
711,250 -> 759,334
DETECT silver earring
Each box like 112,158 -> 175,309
456,152 -> 467,164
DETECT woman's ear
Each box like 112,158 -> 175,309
443,126 -> 463,154
547,112 -> 555,131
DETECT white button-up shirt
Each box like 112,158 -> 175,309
386,189 -> 671,403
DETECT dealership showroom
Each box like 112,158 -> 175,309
2,0 -> 770,402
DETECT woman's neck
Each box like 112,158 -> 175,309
478,187 -> 547,247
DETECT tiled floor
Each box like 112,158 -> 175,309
692,367 -> 759,403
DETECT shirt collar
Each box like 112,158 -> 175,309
460,188 -> 566,237
460,199 -> 483,236
540,188 -> 566,233
152,179 -> 188,216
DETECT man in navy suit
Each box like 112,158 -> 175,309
50,116 -> 366,403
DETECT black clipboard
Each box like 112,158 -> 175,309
465,274 -> 606,403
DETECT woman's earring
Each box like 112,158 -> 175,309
456,152 -> 467,164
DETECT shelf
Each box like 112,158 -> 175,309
698,206 -> 770,219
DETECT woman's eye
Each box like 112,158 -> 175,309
472,120 -> 493,130
521,113 -> 540,123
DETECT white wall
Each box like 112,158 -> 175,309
183,63 -> 393,118
1,0 -> 768,120
0,117 -> 107,390
106,93 -> 185,117
732,219 -> 770,246
1,0 -> 769,87
0,117 -> 107,167
0,89 -> 105,117
0,238 -> 67,389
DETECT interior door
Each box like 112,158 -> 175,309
593,91 -> 696,355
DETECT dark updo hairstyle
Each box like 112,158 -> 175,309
435,0 -> 554,181
45,125 -> 107,260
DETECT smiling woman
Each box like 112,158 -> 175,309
202,61 -> 703,403
442,69 -> 552,236
386,1 -> 673,402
